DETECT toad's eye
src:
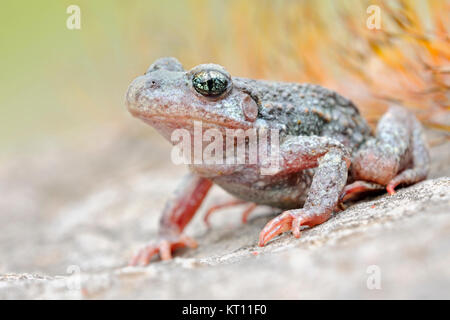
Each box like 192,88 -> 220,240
192,70 -> 229,97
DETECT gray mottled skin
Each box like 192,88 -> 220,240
125,57 -> 430,264
234,77 -> 371,148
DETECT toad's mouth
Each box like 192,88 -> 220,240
128,106 -> 252,131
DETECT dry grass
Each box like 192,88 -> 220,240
180,0 -> 450,130
122,0 -> 449,131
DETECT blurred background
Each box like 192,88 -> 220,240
0,0 -> 448,151
0,0 -> 449,299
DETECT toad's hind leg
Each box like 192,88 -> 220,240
352,106 -> 430,194
203,200 -> 257,227
385,114 -> 430,194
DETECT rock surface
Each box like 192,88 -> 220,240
0,121 -> 449,299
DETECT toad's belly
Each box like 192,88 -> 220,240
211,168 -> 316,209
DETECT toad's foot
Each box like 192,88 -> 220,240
204,200 -> 257,227
258,209 -> 331,246
386,167 -> 429,195
341,181 -> 384,202
129,234 -> 198,266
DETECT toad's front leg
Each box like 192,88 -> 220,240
129,174 -> 212,266
259,136 -> 350,246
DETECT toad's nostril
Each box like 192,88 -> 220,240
148,79 -> 160,89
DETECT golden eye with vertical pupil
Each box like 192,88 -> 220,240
192,70 -> 230,97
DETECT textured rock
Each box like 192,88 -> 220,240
0,122 -> 449,299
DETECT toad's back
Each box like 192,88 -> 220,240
234,78 -> 373,151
